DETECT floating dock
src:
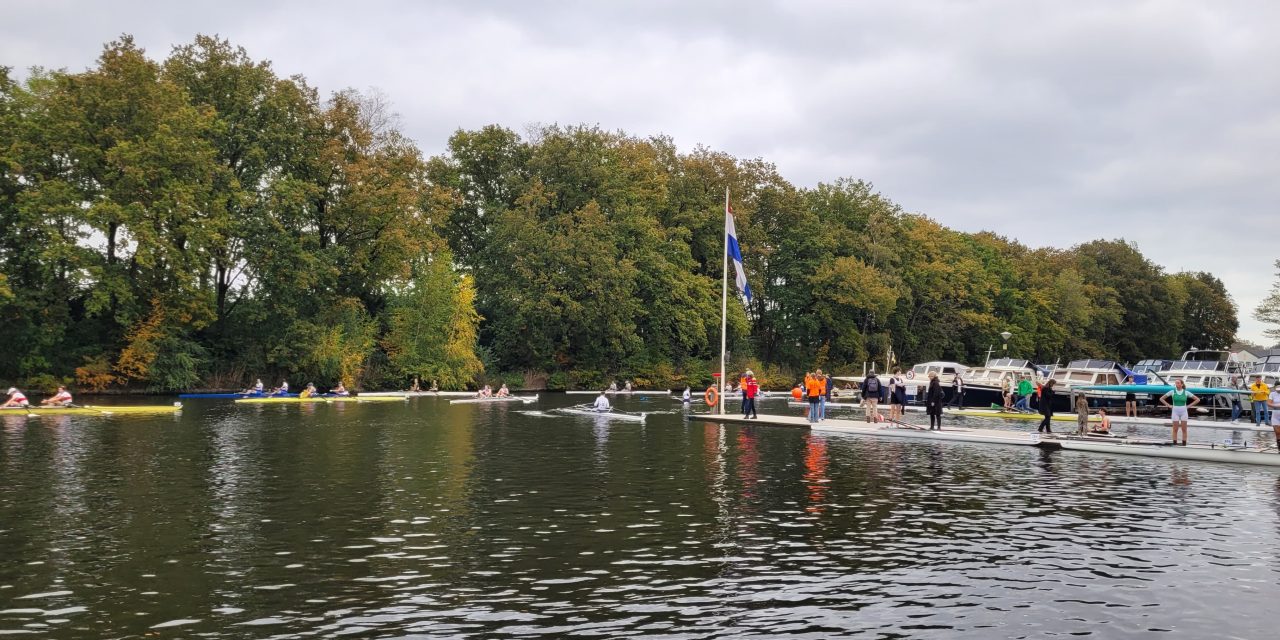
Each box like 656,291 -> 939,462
692,413 -> 1280,468
807,402 -> 1271,433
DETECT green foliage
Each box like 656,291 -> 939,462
1255,260 -> 1280,342
0,35 -> 1241,393
382,254 -> 484,389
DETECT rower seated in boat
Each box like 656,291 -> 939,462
409,377 -> 421,392
271,380 -> 289,396
242,379 -> 265,395
593,390 -> 612,412
42,385 -> 73,407
1088,408 -> 1112,435
682,387 -> 692,402
608,381 -> 619,392
300,383 -> 317,399
429,380 -> 439,392
4,387 -> 30,408
496,384 -> 511,397
624,380 -> 633,392
332,382 -> 349,397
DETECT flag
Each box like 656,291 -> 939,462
726,203 -> 752,302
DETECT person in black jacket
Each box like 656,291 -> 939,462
1037,379 -> 1057,433
925,373 -> 945,430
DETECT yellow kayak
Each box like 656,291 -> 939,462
0,404 -> 182,416
234,395 -> 407,405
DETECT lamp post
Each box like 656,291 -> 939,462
1000,331 -> 1012,355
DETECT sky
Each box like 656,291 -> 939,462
4,0 -> 1278,345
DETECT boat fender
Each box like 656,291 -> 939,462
906,371 -> 915,380
705,386 -> 719,407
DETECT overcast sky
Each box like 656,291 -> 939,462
5,0 -> 1278,345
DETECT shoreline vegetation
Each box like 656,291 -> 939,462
0,35 -> 1243,395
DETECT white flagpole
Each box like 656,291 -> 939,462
719,187 -> 730,416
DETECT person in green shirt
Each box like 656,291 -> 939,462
1014,377 -> 1034,413
1159,379 -> 1200,446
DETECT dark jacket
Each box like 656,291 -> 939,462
925,379 -> 945,415
1040,384 -> 1056,416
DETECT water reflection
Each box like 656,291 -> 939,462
0,402 -> 1278,638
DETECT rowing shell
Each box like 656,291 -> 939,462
556,407 -> 647,422
564,389 -> 671,396
178,392 -> 299,399
356,390 -> 477,397
0,404 -> 182,416
449,395 -> 540,405
234,395 -> 407,404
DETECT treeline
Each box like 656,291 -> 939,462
0,35 -> 1238,392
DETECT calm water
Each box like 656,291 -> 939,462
1,395 -> 1278,639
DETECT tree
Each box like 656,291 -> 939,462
1255,260 -> 1280,342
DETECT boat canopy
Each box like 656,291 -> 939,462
983,357 -> 1030,369
1065,359 -> 1118,370
1166,360 -> 1226,371
1076,384 -> 1243,395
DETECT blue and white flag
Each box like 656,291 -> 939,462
726,202 -> 752,302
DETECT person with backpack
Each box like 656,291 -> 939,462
862,372 -> 882,423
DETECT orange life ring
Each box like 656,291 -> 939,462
705,386 -> 719,406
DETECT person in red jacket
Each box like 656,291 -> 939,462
742,371 -> 760,419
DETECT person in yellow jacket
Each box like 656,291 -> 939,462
300,382 -> 316,399
1250,376 -> 1271,426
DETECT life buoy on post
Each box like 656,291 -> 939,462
906,370 -> 915,380
705,386 -> 719,406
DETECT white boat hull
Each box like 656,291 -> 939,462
449,395 -> 539,405
557,407 -> 647,422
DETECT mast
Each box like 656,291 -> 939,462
719,187 -> 730,416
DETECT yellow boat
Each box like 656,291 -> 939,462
233,395 -> 407,405
0,403 -> 182,417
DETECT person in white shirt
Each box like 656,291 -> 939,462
42,386 -> 73,406
682,387 -> 692,403
271,380 -> 289,396
3,387 -> 29,408
1269,388 -> 1280,446
593,391 -> 612,412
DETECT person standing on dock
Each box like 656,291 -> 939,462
805,372 -> 825,423
1268,386 -> 1280,448
1124,375 -> 1138,418
948,374 -> 965,408
1075,393 -> 1090,435
1159,379 -> 1199,446
1037,380 -> 1057,433
924,373 -> 945,430
1250,376 -> 1270,426
862,371 -> 882,423
1015,376 -> 1034,413
822,370 -> 833,420
888,369 -> 905,421
1229,376 -> 1244,424
1161,377 -> 1193,436
742,371 -> 759,419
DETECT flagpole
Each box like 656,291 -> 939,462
719,187 -> 730,416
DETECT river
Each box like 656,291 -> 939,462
1,394 -> 1277,638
